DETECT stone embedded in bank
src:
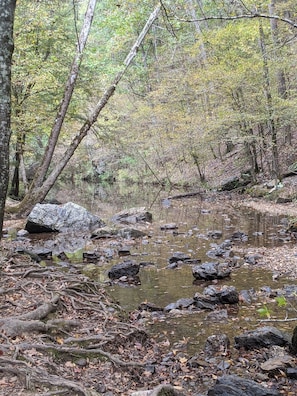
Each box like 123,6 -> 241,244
25,202 -> 105,233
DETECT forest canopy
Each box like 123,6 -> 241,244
6,0 -> 297,208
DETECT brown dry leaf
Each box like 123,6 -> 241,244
118,346 -> 125,354
25,348 -> 40,356
0,378 -> 9,385
65,361 -> 75,368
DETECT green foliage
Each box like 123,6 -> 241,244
10,0 -> 297,190
275,296 -> 287,308
257,305 -> 271,319
120,155 -> 137,167
257,295 -> 292,320
11,0 -> 79,166
65,248 -> 84,263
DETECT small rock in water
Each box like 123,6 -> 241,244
168,252 -> 191,264
206,309 -> 228,323
207,230 -> 223,239
160,223 -> 178,230
118,246 -> 131,256
193,262 -> 231,280
108,260 -> 140,279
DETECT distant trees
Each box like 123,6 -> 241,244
2,0 -> 297,234
133,0 -> 297,184
6,1 -> 161,216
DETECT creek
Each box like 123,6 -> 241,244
47,181 -> 296,354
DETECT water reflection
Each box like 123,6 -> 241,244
49,181 -> 294,353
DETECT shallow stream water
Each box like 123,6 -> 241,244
46,181 -> 297,353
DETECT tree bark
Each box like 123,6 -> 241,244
0,1 -> 16,237
31,0 -> 98,190
11,4 -> 161,216
258,20 -> 280,180
186,0 -> 207,65
269,0 -> 291,145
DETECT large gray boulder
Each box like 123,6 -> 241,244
208,374 -> 281,396
25,202 -> 105,233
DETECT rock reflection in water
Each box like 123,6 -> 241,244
48,182 -> 294,353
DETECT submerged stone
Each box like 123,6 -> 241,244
204,334 -> 230,357
112,207 -> 152,224
169,252 -> 191,264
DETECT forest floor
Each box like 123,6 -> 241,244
234,194 -> 297,280
1,190 -> 297,396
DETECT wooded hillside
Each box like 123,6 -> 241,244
8,0 -> 297,199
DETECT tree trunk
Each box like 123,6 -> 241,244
0,0 -> 16,237
9,4 -> 161,216
258,20 -> 280,180
269,0 -> 291,144
10,79 -> 34,198
10,131 -> 26,198
30,0 -> 98,191
191,152 -> 206,183
231,87 -> 260,177
186,0 -> 207,65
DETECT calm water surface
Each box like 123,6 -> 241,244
49,181 -> 296,353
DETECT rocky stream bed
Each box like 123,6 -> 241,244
1,191 -> 297,396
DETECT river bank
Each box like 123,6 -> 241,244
1,188 -> 297,395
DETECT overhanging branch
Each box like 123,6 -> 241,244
175,13 -> 297,29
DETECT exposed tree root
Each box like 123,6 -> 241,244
18,342 -> 147,367
0,295 -> 60,337
0,250 -> 158,395
0,358 -> 101,396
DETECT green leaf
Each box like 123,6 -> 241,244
275,296 -> 287,307
257,305 -> 271,318
65,249 -> 84,263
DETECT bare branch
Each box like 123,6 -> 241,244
175,13 -> 297,29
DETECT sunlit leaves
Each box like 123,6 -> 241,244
9,0 -> 297,187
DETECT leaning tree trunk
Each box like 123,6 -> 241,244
30,0 -> 98,191
10,4 -> 161,216
0,0 -> 16,238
